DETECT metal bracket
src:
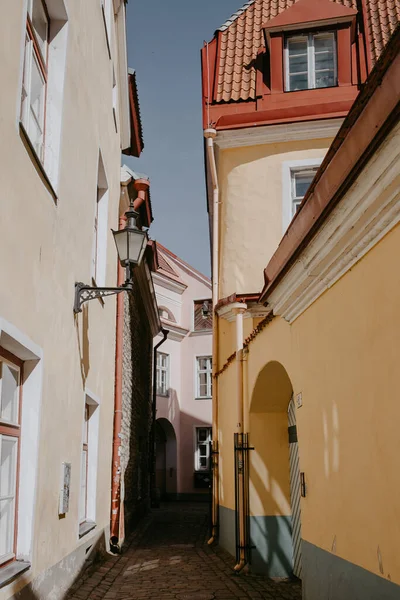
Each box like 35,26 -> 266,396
74,281 -> 133,314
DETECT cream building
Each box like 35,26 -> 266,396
0,1 -> 139,598
201,1 -> 400,599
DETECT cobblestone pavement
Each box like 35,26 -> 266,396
68,503 -> 302,600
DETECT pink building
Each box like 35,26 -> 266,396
152,244 -> 213,501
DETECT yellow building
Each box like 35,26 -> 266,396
201,1 -> 400,598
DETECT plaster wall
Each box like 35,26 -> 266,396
218,139 -> 332,297
0,1 -> 126,597
153,258 -> 212,497
216,220 -> 400,585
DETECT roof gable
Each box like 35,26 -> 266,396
263,0 -> 357,31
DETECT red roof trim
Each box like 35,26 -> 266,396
262,0 -> 357,31
123,71 -> 144,158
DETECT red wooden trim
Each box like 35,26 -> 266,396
0,347 -> 23,368
26,18 -> 48,81
337,26 -> 352,86
270,35 -> 284,94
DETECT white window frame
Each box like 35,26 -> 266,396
18,0 -> 68,193
78,390 -> 100,537
282,158 -> 323,233
194,427 -> 212,472
156,352 -> 169,397
0,318 -> 42,567
195,356 -> 212,399
284,31 -> 337,92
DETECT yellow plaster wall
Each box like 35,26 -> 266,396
218,140 -> 332,298
218,223 -> 400,583
217,365 -> 237,512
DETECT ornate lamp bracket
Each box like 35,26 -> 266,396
74,281 -> 133,314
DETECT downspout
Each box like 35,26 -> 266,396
234,305 -> 247,573
151,329 -> 169,506
110,180 -> 149,553
204,128 -> 220,545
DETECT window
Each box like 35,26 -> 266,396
158,307 -> 176,323
285,32 -> 336,91
291,168 -> 318,217
193,299 -> 212,332
156,353 -> 169,396
195,428 -> 211,471
0,351 -> 22,566
196,357 -> 212,399
78,393 -> 100,537
79,405 -> 89,524
92,153 -> 109,287
20,0 -> 49,162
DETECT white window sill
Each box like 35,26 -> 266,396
195,397 -> 212,401
79,520 -> 96,539
19,122 -> 58,203
0,561 -> 30,589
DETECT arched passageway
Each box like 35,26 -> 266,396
249,361 -> 302,578
155,418 -> 177,499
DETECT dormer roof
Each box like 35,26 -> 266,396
210,0 -> 399,104
263,0 -> 357,33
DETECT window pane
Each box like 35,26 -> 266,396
0,498 -> 15,560
199,457 -> 207,468
28,53 -> 45,158
31,0 -> 48,59
199,445 -> 207,456
294,173 -> 315,199
198,429 -> 207,442
287,38 -> 308,90
0,363 -> 19,424
0,436 -> 17,560
314,34 -> 335,88
0,437 -> 18,499
20,34 -> 31,126
289,73 -> 308,91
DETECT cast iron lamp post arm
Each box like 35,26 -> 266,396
74,268 -> 133,314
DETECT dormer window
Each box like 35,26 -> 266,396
285,31 -> 337,91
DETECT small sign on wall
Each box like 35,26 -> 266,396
296,392 -> 303,408
59,462 -> 71,515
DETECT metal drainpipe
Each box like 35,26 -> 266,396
110,183 -> 148,553
150,329 -> 169,506
204,128 -> 220,545
234,305 -> 247,573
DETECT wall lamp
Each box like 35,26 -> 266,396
74,201 -> 147,314
202,300 -> 211,319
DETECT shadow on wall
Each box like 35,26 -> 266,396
248,360 -> 295,578
74,304 -> 90,387
156,416 -> 177,499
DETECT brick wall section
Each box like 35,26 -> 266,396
120,270 -> 153,533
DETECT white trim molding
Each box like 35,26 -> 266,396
217,301 -> 270,322
152,272 -> 187,295
267,123 -> 400,323
282,158 -> 323,234
215,118 -> 344,150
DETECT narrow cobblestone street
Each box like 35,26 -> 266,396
68,504 -> 302,600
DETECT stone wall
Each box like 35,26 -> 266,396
121,272 -> 153,533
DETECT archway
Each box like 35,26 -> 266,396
155,418 -> 177,499
249,361 -> 302,578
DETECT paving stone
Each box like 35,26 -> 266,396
66,503 -> 301,600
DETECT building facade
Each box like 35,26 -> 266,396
201,1 -> 399,598
0,1 -> 157,598
152,245 -> 213,501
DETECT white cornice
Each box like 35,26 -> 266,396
215,118 -> 344,150
152,272 -> 187,295
217,301 -> 270,322
161,322 -> 189,342
266,123 -> 400,323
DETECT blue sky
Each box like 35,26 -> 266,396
125,1 -> 244,276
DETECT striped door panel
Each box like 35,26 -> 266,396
288,397 -> 302,579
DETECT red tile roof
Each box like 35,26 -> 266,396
363,0 -> 400,63
213,0 -> 398,103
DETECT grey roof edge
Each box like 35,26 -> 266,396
216,0 -> 256,32
121,164 -> 149,182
